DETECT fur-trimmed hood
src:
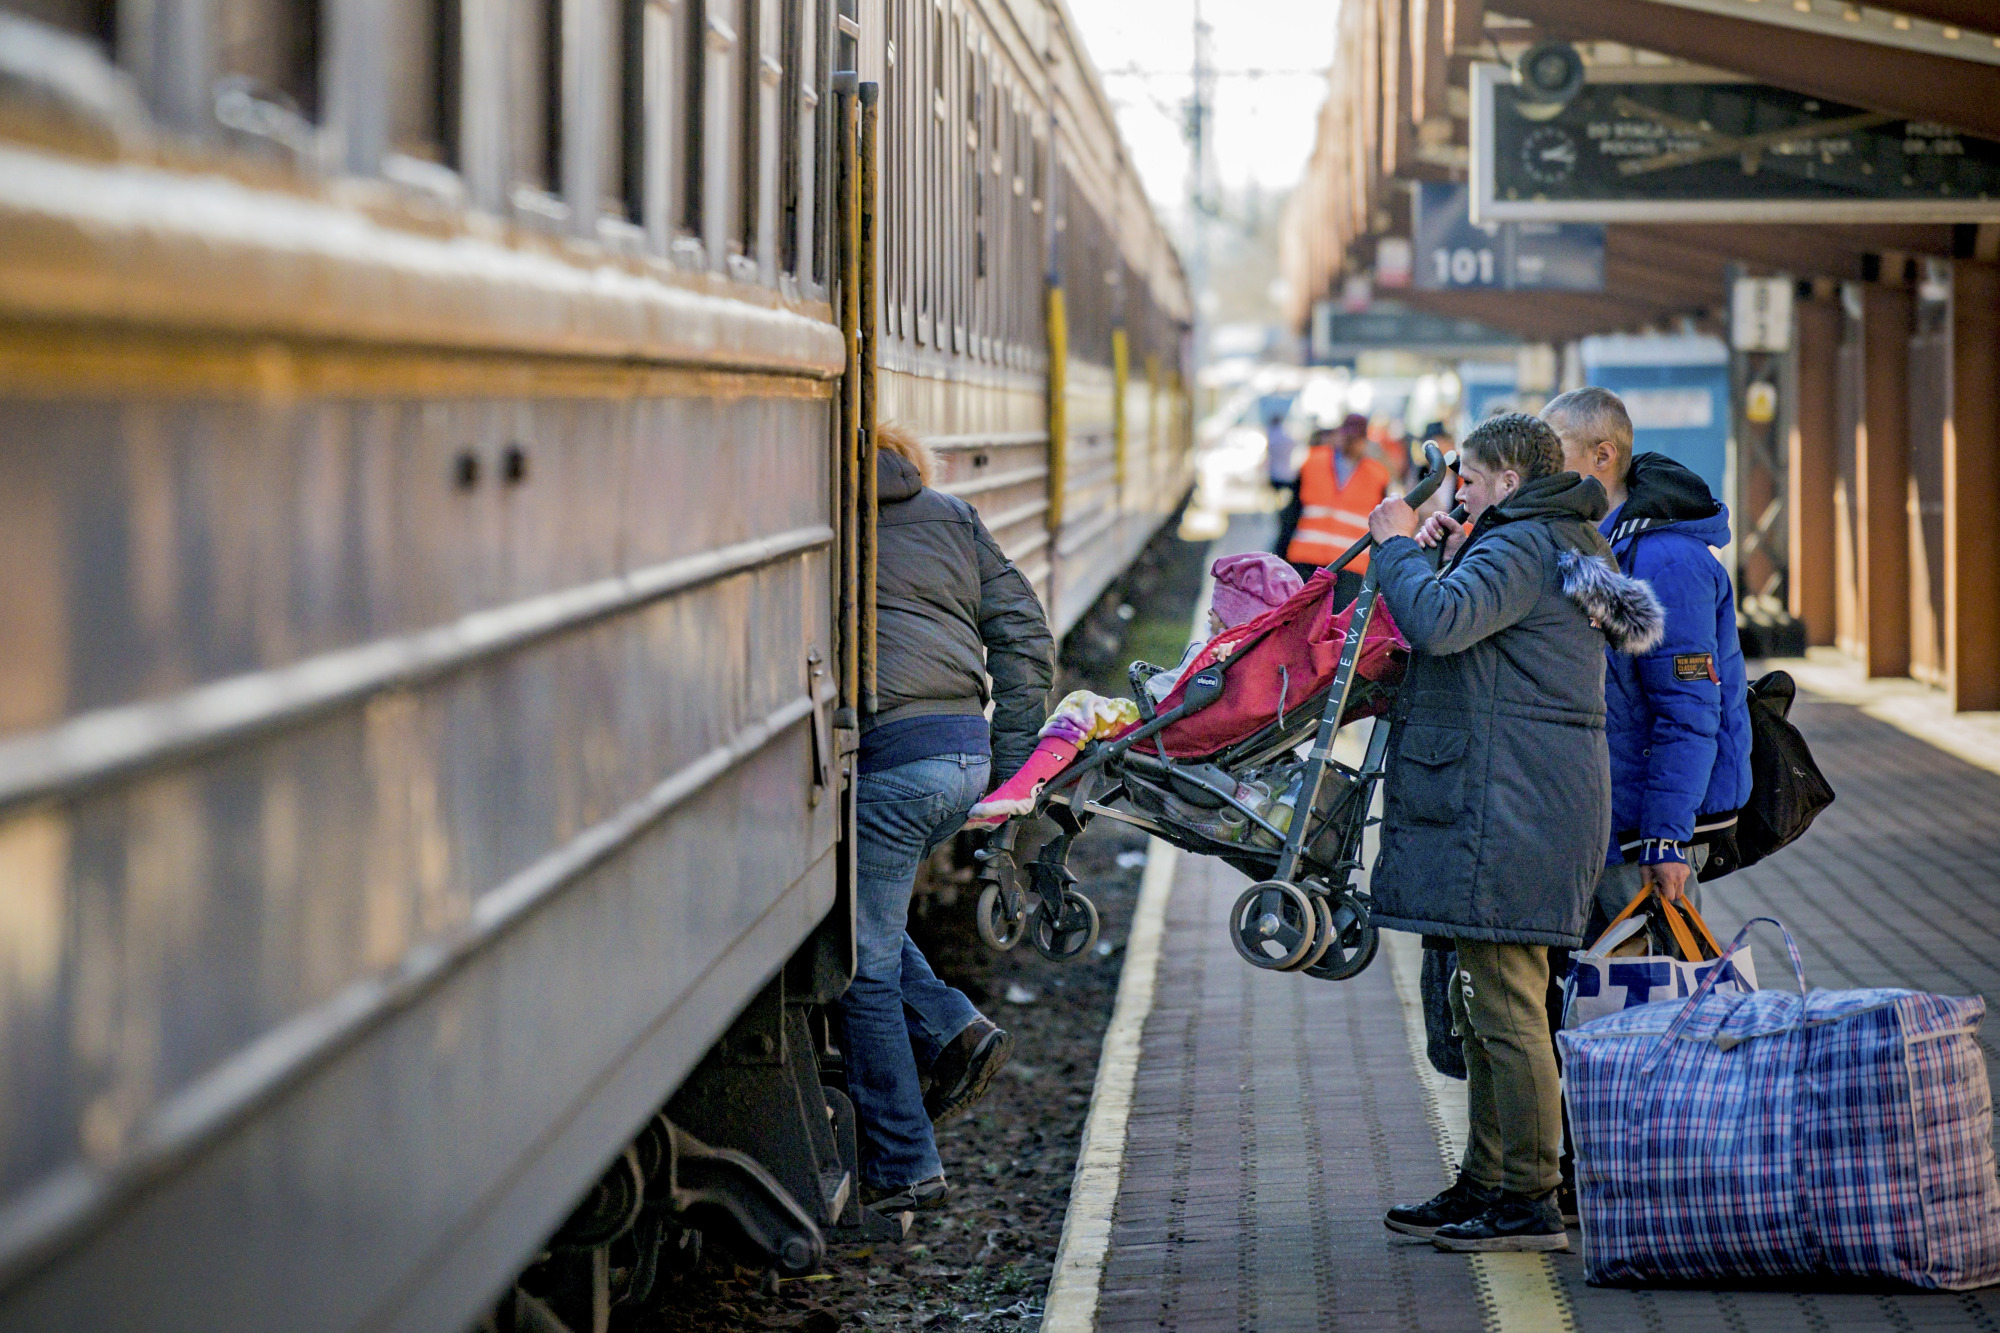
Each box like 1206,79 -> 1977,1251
1559,549 -> 1665,654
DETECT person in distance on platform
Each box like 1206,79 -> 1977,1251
841,423 -> 1054,1214
1540,387 -> 1751,922
1411,421 -> 1457,522
1364,413 -> 1663,1253
1266,402 -> 1306,559
1285,411 -> 1389,606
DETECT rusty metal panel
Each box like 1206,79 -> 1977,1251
0,382 -> 837,1330
1,744 -> 835,1333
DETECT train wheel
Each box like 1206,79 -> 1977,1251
1229,880 -> 1316,971
1301,890 -> 1378,981
976,881 -> 1029,951
1031,891 -> 1100,961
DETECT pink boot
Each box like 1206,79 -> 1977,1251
965,737 -> 1081,829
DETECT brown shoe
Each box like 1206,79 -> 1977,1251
923,1018 -> 1013,1124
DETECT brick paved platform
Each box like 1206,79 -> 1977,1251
1081,693 -> 2000,1333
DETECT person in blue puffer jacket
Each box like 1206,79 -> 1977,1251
1542,388 -> 1752,923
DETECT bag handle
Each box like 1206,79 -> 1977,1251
1637,917 -> 1808,1079
1595,880 -> 1719,961
1669,895 -> 1725,958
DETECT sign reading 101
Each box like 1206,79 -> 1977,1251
1412,183 -> 1605,293
1436,245 -> 1499,286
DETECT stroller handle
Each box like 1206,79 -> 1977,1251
1321,441 -> 1458,576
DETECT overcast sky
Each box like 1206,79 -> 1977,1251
1064,0 -> 1342,215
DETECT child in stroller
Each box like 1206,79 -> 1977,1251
965,551 -> 1307,831
972,444 -> 1459,981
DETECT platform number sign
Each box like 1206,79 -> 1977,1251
1413,183 -> 1604,292
1436,244 -> 1498,287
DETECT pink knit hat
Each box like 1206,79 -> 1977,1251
1209,552 -> 1304,628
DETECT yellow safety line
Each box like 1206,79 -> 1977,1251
1040,839 -> 1180,1333
1383,931 -> 1578,1333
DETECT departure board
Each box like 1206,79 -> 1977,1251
1471,64 -> 2000,222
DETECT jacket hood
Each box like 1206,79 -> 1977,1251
1609,452 -> 1729,546
1488,470 -> 1611,528
1467,470 -> 1613,561
878,449 -> 924,504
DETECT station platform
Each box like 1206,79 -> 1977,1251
1043,685 -> 2000,1332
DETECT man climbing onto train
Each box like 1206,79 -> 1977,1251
839,423 -> 1055,1215
1285,411 -> 1389,607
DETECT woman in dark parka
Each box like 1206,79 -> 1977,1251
1363,413 -> 1663,1254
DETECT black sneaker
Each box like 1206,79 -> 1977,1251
1431,1190 -> 1570,1253
924,1018 -> 1013,1124
860,1175 -> 949,1212
1383,1175 -> 1500,1238
1555,1181 -> 1579,1226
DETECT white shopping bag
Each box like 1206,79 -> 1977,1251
1563,888 -> 1757,1029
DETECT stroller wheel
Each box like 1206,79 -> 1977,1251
1301,890 -> 1378,981
976,881 -> 1029,952
1285,892 -> 1338,973
1229,881 -> 1317,971
1031,891 -> 1100,961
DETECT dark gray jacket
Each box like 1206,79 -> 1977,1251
1367,472 -> 1663,948
870,451 -> 1055,775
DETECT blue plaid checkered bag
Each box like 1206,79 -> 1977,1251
1559,917 -> 2000,1289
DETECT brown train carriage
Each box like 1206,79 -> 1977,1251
0,1 -> 1187,1329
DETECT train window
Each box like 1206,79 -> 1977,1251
384,0 -> 454,167
808,0 -> 829,285
637,0 -> 702,256
973,47 -> 985,355
603,0 -> 637,220
946,13 -> 960,352
3,1 -> 113,47
216,0 -> 321,130
507,0 -> 560,199
924,2 -> 943,347
879,0 -> 896,331
1012,99 -> 1026,351
736,0 -> 759,269
778,0 -> 812,281
701,0 -> 745,274
1030,128 -> 1043,218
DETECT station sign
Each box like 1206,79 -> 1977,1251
1309,300 -> 1516,364
1412,182 -> 1604,292
1732,277 -> 1794,353
1471,64 -> 2000,223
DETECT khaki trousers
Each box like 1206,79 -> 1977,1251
1448,939 -> 1564,1196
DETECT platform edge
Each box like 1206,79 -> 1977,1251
1039,839 -> 1180,1333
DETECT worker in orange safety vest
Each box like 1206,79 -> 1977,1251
1286,412 -> 1392,592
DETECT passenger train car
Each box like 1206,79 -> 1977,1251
0,0 -> 1189,1329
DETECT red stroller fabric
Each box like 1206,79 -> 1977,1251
1140,567 -> 1409,758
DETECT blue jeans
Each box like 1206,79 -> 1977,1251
837,752 -> 990,1187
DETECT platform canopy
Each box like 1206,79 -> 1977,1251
1279,0 -> 2000,344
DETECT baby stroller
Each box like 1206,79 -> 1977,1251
974,444 -> 1458,981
